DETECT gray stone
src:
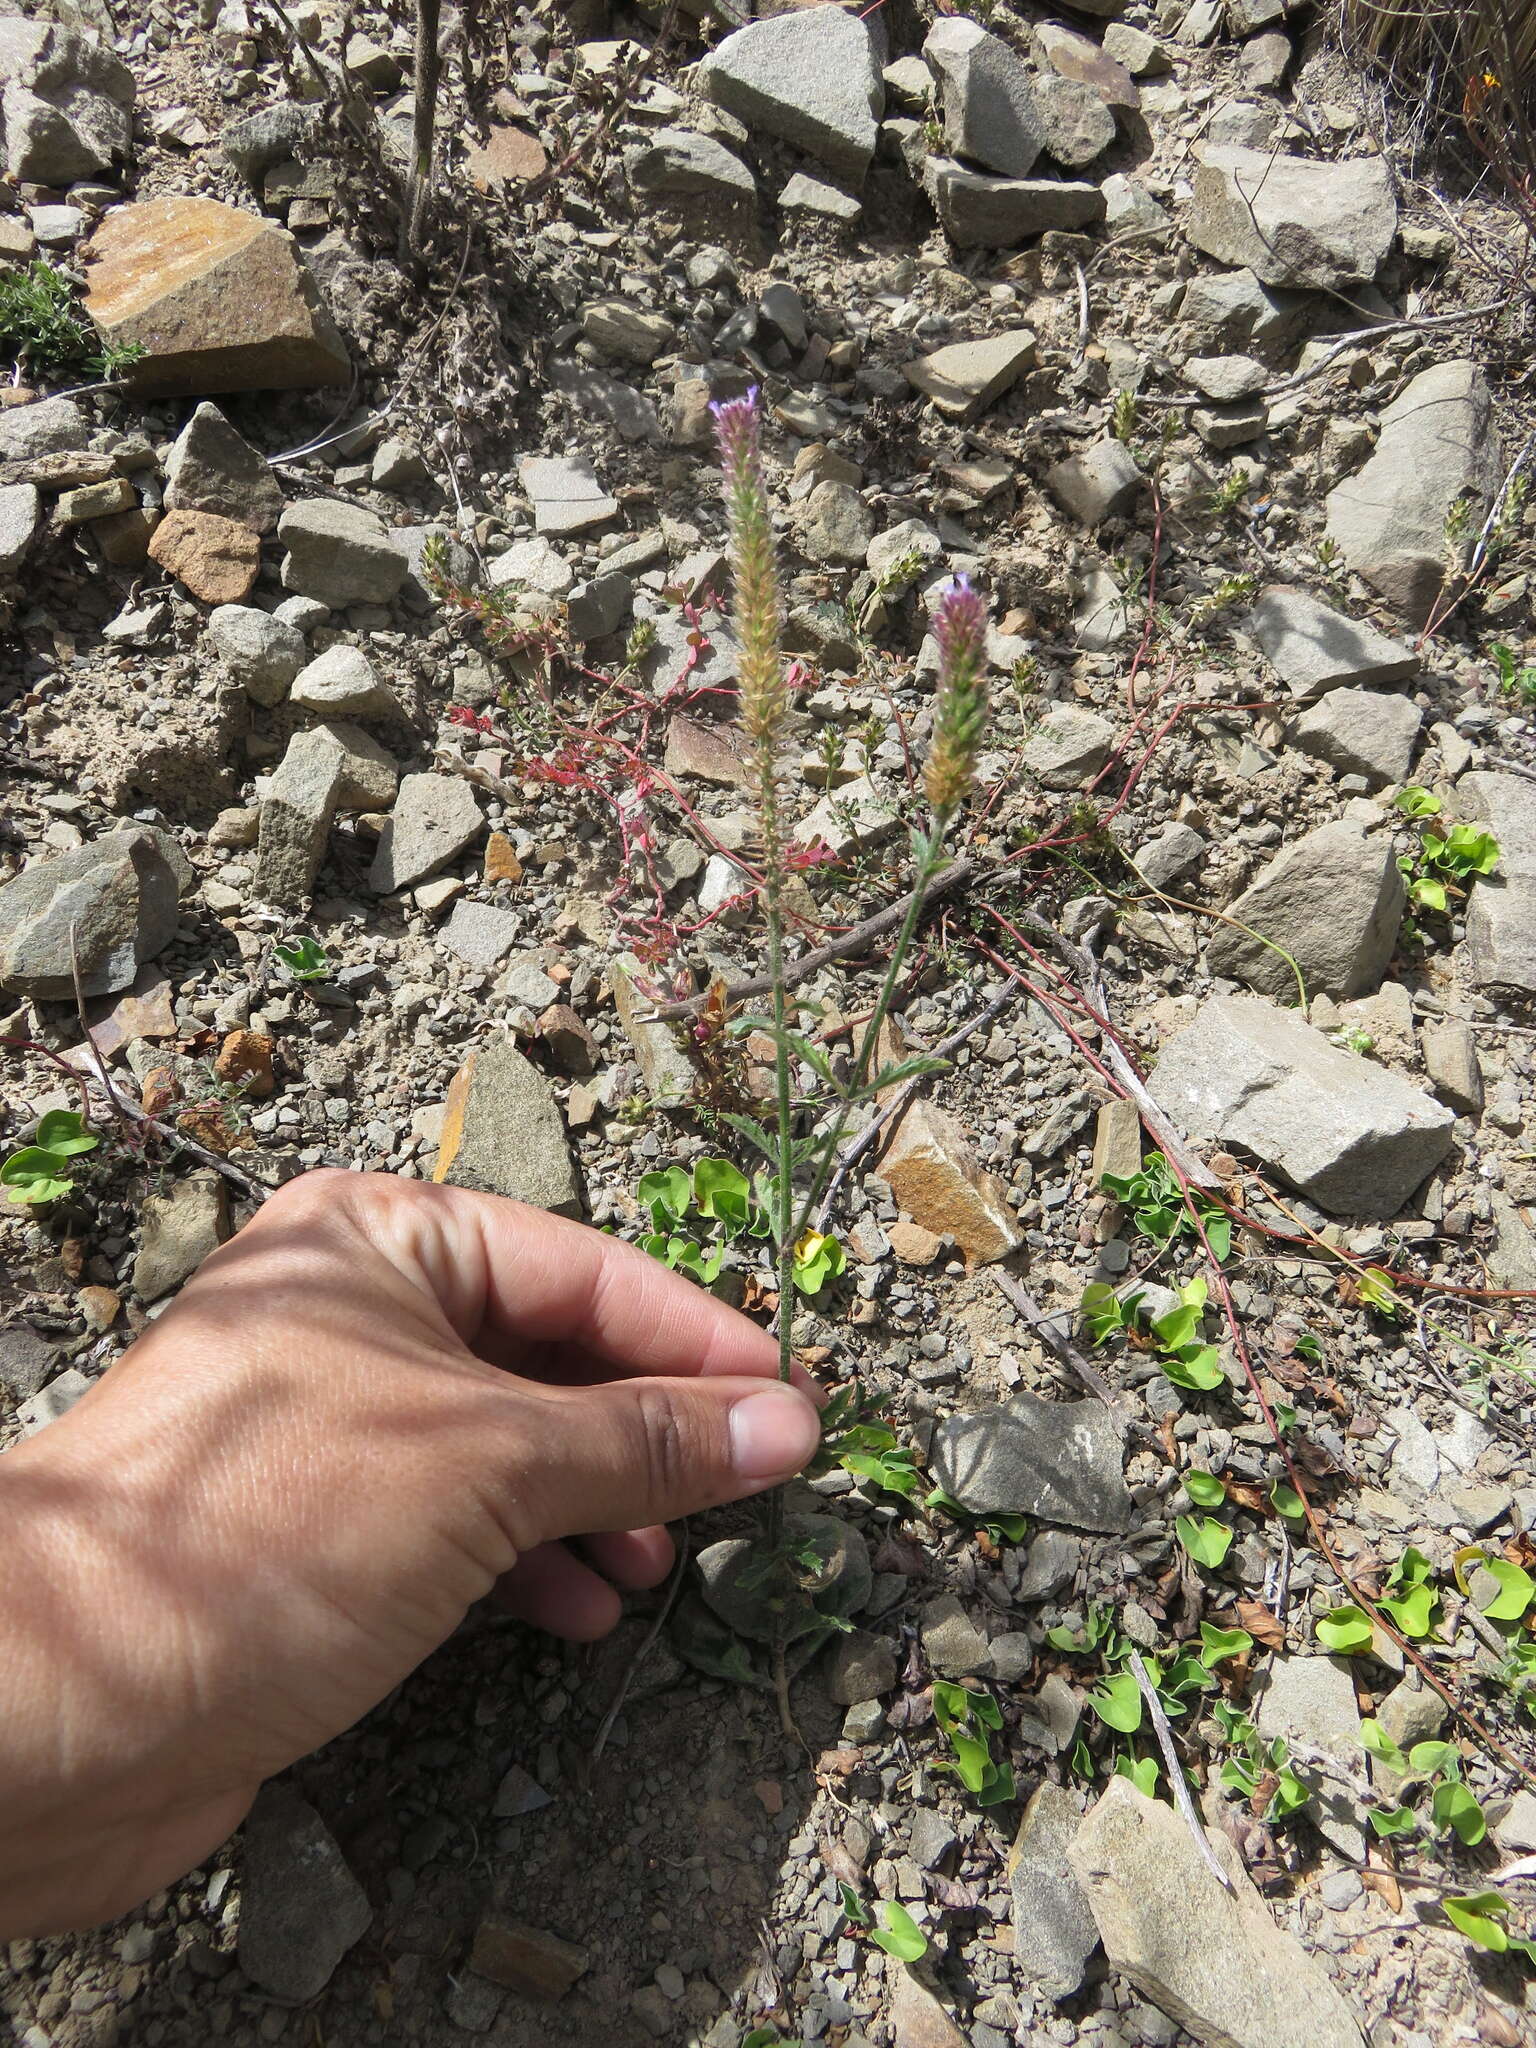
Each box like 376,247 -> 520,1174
0,482 -> 41,572
903,328 -> 1036,422
18,1368 -> 91,1436
434,1034 -> 580,1216
801,480 -> 876,565
920,1592 -> 992,1678
1419,1014 -> 1483,1116
1177,267 -> 1307,358
1134,822 -> 1206,890
1101,173 -> 1171,235
826,1628 -> 896,1705
1248,585 -> 1419,701
489,535 -> 574,597
1193,398 -> 1268,448
1458,771 -> 1536,995
908,1805 -> 958,1872
0,397 -> 92,462
0,827 -> 189,1001
629,126 -> 756,200
370,773 -> 482,893
371,437 -> 428,491
0,19 -> 134,183
1010,1783 -> 1098,2000
302,721 -> 397,811
1033,72 -> 1116,167
612,953 -> 696,1105
1102,24 -> 1170,76
1242,31 -> 1293,90
1287,688 -> 1422,789
519,454 -> 619,537
253,728 -> 345,905
164,403 -> 284,535
867,518 -> 942,586
1207,819 -> 1404,1000
1187,353 -> 1267,402
1068,1778 -> 1365,2048
1493,1788 -> 1536,1854
501,953 -> 561,1011
923,17 -> 1044,179
289,643 -> 397,720
930,1391 -> 1132,1532
779,172 -> 862,221
221,100 -> 319,187
580,299 -> 676,365
132,1174 -> 228,1301
548,358 -> 663,445
925,158 -> 1104,246
1046,439 -> 1142,525
794,775 -> 899,857
698,6 -> 882,180
1073,565 -> 1131,651
1014,1529 -> 1080,1601
1252,1654 -> 1367,1861
0,1324 -> 60,1401
278,499 -> 408,607
238,1785 -> 372,2001
1148,992 -> 1455,1217
1325,360 -> 1503,626
442,900 -> 523,970
567,571 -> 633,642
1189,144 -> 1396,289
207,605 -> 307,706
1022,705 -> 1116,790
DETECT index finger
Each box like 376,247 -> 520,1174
381,1181 -> 819,1393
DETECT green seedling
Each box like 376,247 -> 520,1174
869,1900 -> 929,1962
1,1109 -> 100,1207
1394,788 -> 1500,915
1081,1276 -> 1227,1394
0,259 -> 145,381
1184,1469 -> 1228,1508
1376,1546 -> 1440,1641
1442,1892 -> 1536,1965
1100,1149 -> 1232,1260
1176,1514 -> 1234,1570
637,1157 -> 847,1296
932,1681 -> 1015,1806
1359,1721 -> 1487,1846
1215,1700 -> 1310,1821
1314,1603 -> 1375,1654
274,934 -> 331,982
1490,640 -> 1536,704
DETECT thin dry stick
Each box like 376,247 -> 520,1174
1127,1649 -> 1234,1893
588,1522 -> 690,1767
992,1269 -> 1122,1409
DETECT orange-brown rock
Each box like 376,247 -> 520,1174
483,830 -> 524,885
77,1285 -> 121,1332
215,1028 -> 276,1098
84,196 -> 350,397
879,1099 -> 1020,1266
463,124 -> 548,191
147,508 -> 261,604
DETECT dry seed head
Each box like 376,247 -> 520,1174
712,390 -> 788,751
924,575 -> 988,814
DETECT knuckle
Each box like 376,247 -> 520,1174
632,1381 -> 694,1508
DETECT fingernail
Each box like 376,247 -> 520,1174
729,1383 -> 820,1481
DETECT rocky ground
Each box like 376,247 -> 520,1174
4,0 -> 1536,2043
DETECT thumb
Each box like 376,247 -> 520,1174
508,1375 -> 823,1542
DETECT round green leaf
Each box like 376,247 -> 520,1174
1314,1604 -> 1374,1654
1184,1470 -> 1227,1508
1175,1515 -> 1234,1570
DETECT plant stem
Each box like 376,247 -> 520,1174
793,818 -> 951,1239
758,753 -> 794,1559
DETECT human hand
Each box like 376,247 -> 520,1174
0,1169 -> 822,1937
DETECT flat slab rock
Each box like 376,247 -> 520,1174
929,1390 -> 1132,1532
1067,1777 -> 1365,2048
1188,144 -> 1395,290
1458,771 -> 1536,996
697,4 -> 883,180
1247,585 -> 1418,702
433,1034 -> 581,1215
1148,993 -> 1453,1218
84,196 -> 349,397
237,1785 -> 371,2001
